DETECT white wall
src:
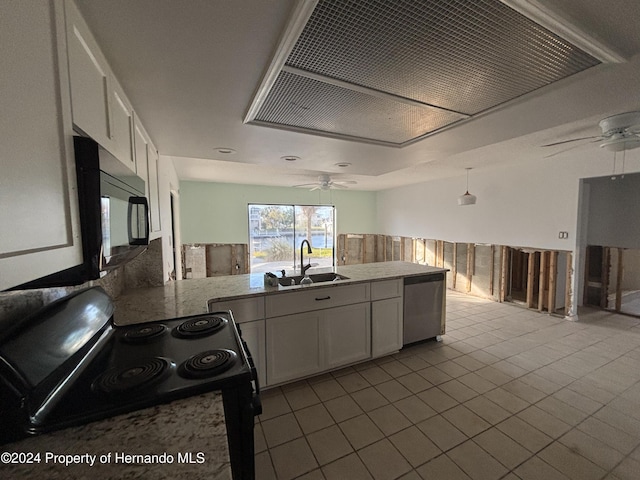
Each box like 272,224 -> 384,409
179,181 -> 377,245
376,154 -> 640,250
377,151 -> 640,316
157,155 -> 180,282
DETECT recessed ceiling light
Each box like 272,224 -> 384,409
281,155 -> 300,162
335,162 -> 351,168
214,147 -> 236,154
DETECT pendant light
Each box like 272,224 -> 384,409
458,168 -> 477,206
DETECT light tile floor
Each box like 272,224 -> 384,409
254,291 -> 640,480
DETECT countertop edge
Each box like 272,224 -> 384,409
114,262 -> 448,325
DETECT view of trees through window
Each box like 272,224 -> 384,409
248,204 -> 335,274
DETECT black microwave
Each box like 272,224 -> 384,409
75,135 -> 149,277
12,137 -> 149,290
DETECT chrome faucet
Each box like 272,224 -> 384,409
300,239 -> 313,276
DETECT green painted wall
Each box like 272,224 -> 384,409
179,181 -> 377,244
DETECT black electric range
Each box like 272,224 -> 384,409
0,287 -> 260,480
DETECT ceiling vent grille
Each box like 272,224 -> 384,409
253,70 -> 466,144
247,0 -> 604,146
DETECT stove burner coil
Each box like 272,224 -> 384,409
122,324 -> 167,343
173,315 -> 226,338
93,357 -> 172,395
178,349 -> 237,379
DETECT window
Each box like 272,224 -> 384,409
248,204 -> 335,273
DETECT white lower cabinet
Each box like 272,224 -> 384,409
207,296 -> 265,323
266,311 -> 322,386
207,296 -> 266,387
266,301 -> 371,386
371,297 -> 403,358
238,320 -> 266,389
211,280 -> 402,388
322,303 -> 371,369
371,279 -> 403,358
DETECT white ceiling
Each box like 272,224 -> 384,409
74,0 -> 640,191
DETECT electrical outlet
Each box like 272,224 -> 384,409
558,231 -> 569,239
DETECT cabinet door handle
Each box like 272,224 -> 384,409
315,296 -> 331,301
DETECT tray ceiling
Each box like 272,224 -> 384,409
247,0 -> 601,146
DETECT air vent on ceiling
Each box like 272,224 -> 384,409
246,0 -> 616,147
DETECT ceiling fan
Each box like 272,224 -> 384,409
293,174 -> 357,191
542,111 -> 640,157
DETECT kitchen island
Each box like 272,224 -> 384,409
113,261 -> 447,325
114,261 -> 447,389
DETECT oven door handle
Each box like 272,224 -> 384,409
251,389 -> 262,417
240,339 -> 262,416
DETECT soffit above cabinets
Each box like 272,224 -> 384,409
245,0 -> 614,147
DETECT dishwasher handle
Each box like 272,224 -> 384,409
404,273 -> 445,286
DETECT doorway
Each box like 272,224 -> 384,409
503,247 -> 568,315
170,191 -> 182,281
505,248 -> 539,306
585,245 -> 640,317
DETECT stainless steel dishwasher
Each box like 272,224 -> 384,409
403,273 -> 446,345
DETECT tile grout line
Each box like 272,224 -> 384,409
256,294 -> 640,480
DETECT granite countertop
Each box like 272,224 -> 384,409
1,392 -> 230,480
113,261 -> 447,325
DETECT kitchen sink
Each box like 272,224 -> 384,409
277,273 -> 349,286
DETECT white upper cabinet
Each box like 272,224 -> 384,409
147,144 -> 161,232
134,112 -> 163,235
65,0 -> 147,176
109,78 -> 135,173
0,0 -> 82,289
65,0 -> 111,147
133,114 -> 150,185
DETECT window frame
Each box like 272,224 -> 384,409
247,203 -> 336,274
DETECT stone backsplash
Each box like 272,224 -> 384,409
0,238 -> 165,331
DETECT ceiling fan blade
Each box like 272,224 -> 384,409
541,136 -> 601,147
292,182 -> 318,188
333,180 -> 357,185
329,183 -> 348,189
309,185 -> 321,191
543,140 -> 596,158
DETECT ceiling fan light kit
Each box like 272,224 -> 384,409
600,136 -> 640,152
598,111 -> 640,151
544,111 -> 640,156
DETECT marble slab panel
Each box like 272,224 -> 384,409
113,261 -> 447,325
1,392 -> 230,480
